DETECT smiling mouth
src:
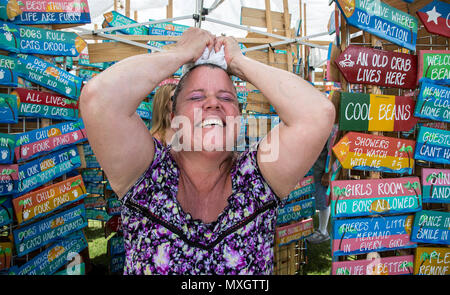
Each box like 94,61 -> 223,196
199,118 -> 225,128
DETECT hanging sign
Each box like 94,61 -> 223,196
17,146 -> 81,195
14,53 -> 82,99
0,133 -> 16,164
276,198 -> 315,225
13,203 -> 87,257
332,214 -> 416,257
411,210 -> 450,245
15,119 -> 86,162
332,255 -> 414,275
414,126 -> 450,165
84,196 -> 106,209
85,182 -> 103,195
86,208 -> 110,222
78,51 -> 109,70
339,92 -> 418,132
335,45 -> 417,89
12,0 -> 91,25
107,197 -> 121,216
0,196 -> 12,227
12,174 -> 86,225
81,169 -> 102,182
0,164 -> 18,195
84,154 -> 100,168
12,87 -> 78,121
0,0 -> 21,20
0,54 -> 17,87
0,240 -> 12,271
286,175 -> 315,202
275,218 -> 313,246
136,101 -> 152,120
108,234 -> 124,257
330,177 -> 421,218
414,247 -> 450,275
414,82 -> 450,123
78,68 -> 99,82
417,50 -> 450,85
422,168 -> 450,204
416,0 -> 450,38
0,93 -> 18,123
335,0 -> 418,51
147,18 -> 189,52
110,255 -> 125,274
332,131 -> 415,174
103,11 -> 148,35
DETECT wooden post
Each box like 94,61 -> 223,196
264,0 -> 275,65
134,10 -> 138,21
125,0 -> 130,18
167,0 -> 173,19
283,0 -> 293,73
114,0 -> 118,11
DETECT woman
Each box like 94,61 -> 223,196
150,83 -> 177,146
80,28 -> 335,274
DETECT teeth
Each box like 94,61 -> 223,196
201,118 -> 224,127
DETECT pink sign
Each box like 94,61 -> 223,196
276,218 -> 313,246
332,255 -> 414,275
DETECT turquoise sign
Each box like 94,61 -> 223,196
0,164 -> 18,195
411,210 -> 450,245
147,19 -> 189,52
103,10 -> 148,35
13,204 -> 87,257
86,208 -> 110,222
0,133 -> 15,164
108,234 -> 124,257
414,126 -> 450,165
78,68 -> 99,82
0,54 -> 17,87
277,198 -> 315,225
335,0 -> 418,51
14,53 -> 82,99
136,101 -> 152,120
0,196 -> 12,227
414,82 -> 450,123
0,93 -> 18,123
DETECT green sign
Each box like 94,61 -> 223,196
417,50 -> 449,85
0,54 -> 17,86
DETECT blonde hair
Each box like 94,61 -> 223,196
150,83 -> 177,145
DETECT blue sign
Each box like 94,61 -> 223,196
0,55 -> 17,87
411,210 -> 450,245
414,82 -> 450,123
414,126 -> 450,165
0,196 -> 12,227
277,198 -> 315,225
0,133 -> 15,164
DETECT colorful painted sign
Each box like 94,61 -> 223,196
332,131 -> 415,174
17,146 -> 81,195
286,175 -> 315,202
331,177 -> 421,218
78,68 -> 99,82
0,133 -> 16,164
0,240 -> 12,271
12,0 -> 91,25
12,87 -> 78,121
276,198 -> 315,225
335,0 -> 418,51
136,101 -> 152,120
86,182 -> 103,195
414,126 -> 450,165
14,53 -> 82,99
86,208 -> 110,222
417,50 -> 450,85
331,214 -> 416,256
110,254 -> 125,274
84,154 -> 100,168
0,164 -> 18,195
0,93 -> 18,123
0,196 -> 12,226
414,82 -> 450,123
332,255 -> 414,275
105,215 -> 122,238
411,210 -> 450,245
78,51 -> 110,70
0,0 -> 21,21
81,169 -> 102,182
414,247 -> 450,275
12,175 -> 86,224
422,168 -> 450,204
108,234 -> 124,257
13,203 -> 86,257
416,0 -> 450,38
0,21 -> 86,56
0,54 -> 17,87
275,218 -> 313,246
84,196 -> 106,209
147,18 -> 189,51
339,92 -> 418,132
103,11 -> 148,35
335,45 -> 417,89
107,198 -> 121,216
15,119 -> 86,162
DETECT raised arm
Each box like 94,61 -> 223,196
80,28 -> 216,198
216,37 -> 336,198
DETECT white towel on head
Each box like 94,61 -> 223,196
181,46 -> 227,76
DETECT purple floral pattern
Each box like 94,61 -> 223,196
120,138 -> 284,274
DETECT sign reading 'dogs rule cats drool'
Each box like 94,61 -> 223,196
414,126 -> 450,165
421,168 -> 450,204
411,210 -> 450,245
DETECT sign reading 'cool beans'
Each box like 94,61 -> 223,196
332,255 -> 414,275
414,82 -> 450,123
414,126 -> 450,165
421,168 -> 450,204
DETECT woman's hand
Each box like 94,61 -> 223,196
214,36 -> 245,79
174,27 -> 216,63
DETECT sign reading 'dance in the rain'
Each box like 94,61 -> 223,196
421,168 -> 450,204
332,255 -> 414,275
335,45 -> 417,89
330,177 -> 421,218
411,210 -> 450,245
414,82 -> 450,123
414,126 -> 450,165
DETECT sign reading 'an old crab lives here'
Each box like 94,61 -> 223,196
411,210 -> 450,245
417,50 -> 450,85
339,92 -> 418,132
276,218 -> 313,246
332,255 -> 414,275
414,82 -> 450,123
335,45 -> 417,88
332,131 -> 415,174
414,247 -> 450,275
331,214 -> 416,257
12,174 -> 86,225
330,177 -> 421,218
414,126 -> 450,165
422,168 -> 450,204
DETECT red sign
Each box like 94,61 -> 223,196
416,0 -> 450,38
335,45 -> 417,89
12,88 -> 78,109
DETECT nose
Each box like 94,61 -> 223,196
203,95 -> 222,111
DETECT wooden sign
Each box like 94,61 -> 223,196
84,154 -> 100,168
286,175 -> 315,202
0,93 -> 18,123
0,164 -> 18,195
84,196 -> 106,209
79,68 -> 99,82
332,255 -> 414,275
136,101 -> 152,120
0,196 -> 12,227
78,51 -> 109,70
13,203 -> 87,257
105,215 -> 122,238
12,87 -> 78,121
12,0 -> 91,25
414,247 -> 450,275
14,53 -> 82,99
335,45 -> 417,89
0,21 -> 86,56
81,169 -> 102,182
275,218 -> 313,246
0,240 -> 12,271
147,18 -> 189,51
17,146 -> 81,195
422,168 -> 450,204
108,234 -> 124,257
86,208 -> 110,222
414,82 -> 450,123
417,50 -> 450,85
276,198 -> 315,225
332,215 -> 416,257
0,55 -> 17,87
15,119 -> 86,162
411,210 -> 450,245
416,0 -> 450,38
107,198 -> 121,216
0,0 -> 21,21
414,126 -> 450,165
103,11 -> 148,35
12,175 -> 86,225
0,133 -> 16,164
335,0 -> 418,51
86,182 -> 103,195
333,131 -> 415,174
331,177 -> 421,218
339,92 -> 418,132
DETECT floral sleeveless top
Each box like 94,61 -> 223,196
120,138 -> 284,275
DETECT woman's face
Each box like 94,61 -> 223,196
172,66 -> 241,152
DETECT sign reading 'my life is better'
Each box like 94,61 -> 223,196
421,168 -> 450,204
335,45 -> 417,89
339,92 -> 418,132
332,255 -> 414,275
414,82 -> 450,123
414,126 -> 450,165
411,210 -> 450,245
